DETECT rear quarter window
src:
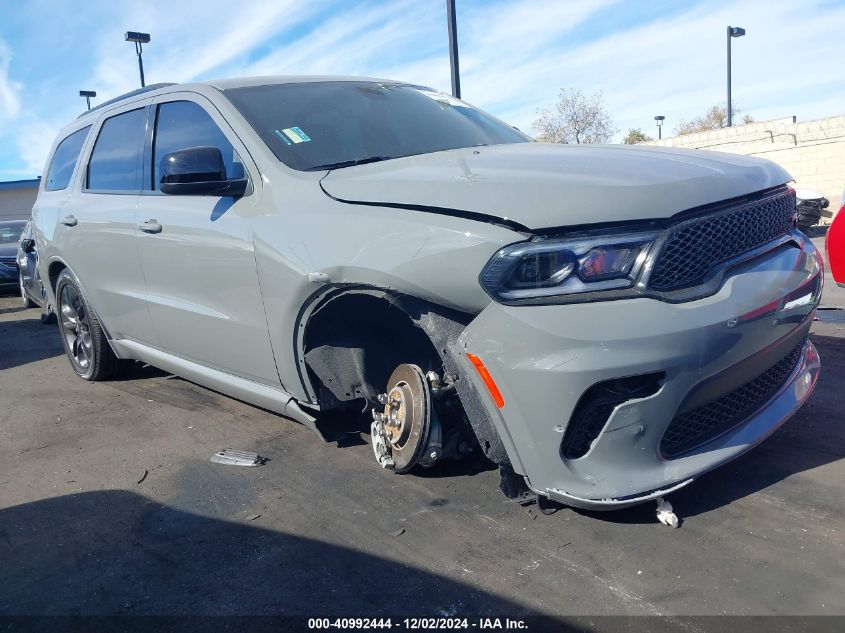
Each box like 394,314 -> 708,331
44,126 -> 91,191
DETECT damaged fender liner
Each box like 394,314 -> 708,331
297,286 -> 514,471
319,180 -> 531,233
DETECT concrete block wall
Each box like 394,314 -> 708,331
645,115 -> 845,222
0,181 -> 39,221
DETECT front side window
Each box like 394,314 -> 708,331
45,126 -> 90,191
223,81 -> 530,171
87,108 -> 148,191
152,101 -> 241,190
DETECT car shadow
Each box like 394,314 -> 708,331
574,332 -> 845,524
0,490 -> 561,622
0,311 -> 63,370
0,304 -> 28,315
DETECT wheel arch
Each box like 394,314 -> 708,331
47,258 -> 68,294
49,261 -> 120,350
294,285 -> 513,469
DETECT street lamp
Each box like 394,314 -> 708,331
125,31 -> 151,88
446,0 -> 461,99
79,90 -> 97,110
654,115 -> 665,140
726,25 -> 745,127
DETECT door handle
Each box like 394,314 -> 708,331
60,215 -> 77,227
138,219 -> 163,234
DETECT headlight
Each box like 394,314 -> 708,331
479,232 -> 657,304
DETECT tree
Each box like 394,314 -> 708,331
532,88 -> 616,144
675,103 -> 754,135
623,128 -> 653,144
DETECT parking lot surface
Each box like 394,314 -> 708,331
0,293 -> 843,619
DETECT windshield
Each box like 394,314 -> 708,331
0,221 -> 25,244
224,81 -> 531,171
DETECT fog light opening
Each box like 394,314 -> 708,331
561,372 -> 665,459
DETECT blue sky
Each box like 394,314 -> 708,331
1,0 -> 843,180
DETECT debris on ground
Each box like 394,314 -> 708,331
245,514 -> 261,521
210,449 -> 266,467
656,497 -> 680,528
136,469 -> 149,484
19,444 -> 48,454
390,528 -> 405,537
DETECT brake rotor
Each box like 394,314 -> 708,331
372,363 -> 433,473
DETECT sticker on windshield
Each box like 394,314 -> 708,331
274,129 -> 292,145
277,126 -> 312,144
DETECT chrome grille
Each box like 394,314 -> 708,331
649,189 -> 796,291
660,342 -> 804,458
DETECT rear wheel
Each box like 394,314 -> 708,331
55,269 -> 122,380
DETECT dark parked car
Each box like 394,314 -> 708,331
0,220 -> 27,293
17,220 -> 54,322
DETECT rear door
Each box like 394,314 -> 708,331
134,93 -> 279,386
66,101 -> 159,344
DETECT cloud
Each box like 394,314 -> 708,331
86,0 -> 327,102
2,0 -> 845,177
240,0 -> 442,78
0,40 -> 22,123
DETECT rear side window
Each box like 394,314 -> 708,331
45,126 -> 90,191
87,108 -> 148,191
152,101 -> 240,190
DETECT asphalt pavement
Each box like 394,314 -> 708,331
0,292 -> 843,622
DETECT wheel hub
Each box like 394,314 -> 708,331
371,363 -> 442,473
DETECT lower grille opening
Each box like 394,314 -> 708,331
561,373 -> 664,459
660,342 -> 805,459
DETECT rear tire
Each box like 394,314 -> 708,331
55,269 -> 122,381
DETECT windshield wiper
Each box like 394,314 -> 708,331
308,156 -> 393,171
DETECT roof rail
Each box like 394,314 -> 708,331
77,83 -> 176,118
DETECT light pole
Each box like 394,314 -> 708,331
654,115 -> 665,140
79,90 -> 96,110
726,25 -> 745,127
125,31 -> 151,88
446,0 -> 461,99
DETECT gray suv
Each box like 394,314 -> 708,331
33,76 -> 822,511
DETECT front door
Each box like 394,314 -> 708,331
135,95 -> 279,387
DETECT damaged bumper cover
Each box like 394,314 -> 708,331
453,237 -> 823,510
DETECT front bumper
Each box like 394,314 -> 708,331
456,236 -> 822,509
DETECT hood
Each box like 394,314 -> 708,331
321,143 -> 791,232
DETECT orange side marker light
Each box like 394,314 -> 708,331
466,353 -> 505,408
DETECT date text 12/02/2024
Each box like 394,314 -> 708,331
307,618 -> 528,630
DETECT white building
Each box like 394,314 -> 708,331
0,179 -> 39,221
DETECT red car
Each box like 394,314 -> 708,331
827,190 -> 845,286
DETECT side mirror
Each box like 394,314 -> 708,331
21,238 -> 35,253
159,146 -> 248,197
